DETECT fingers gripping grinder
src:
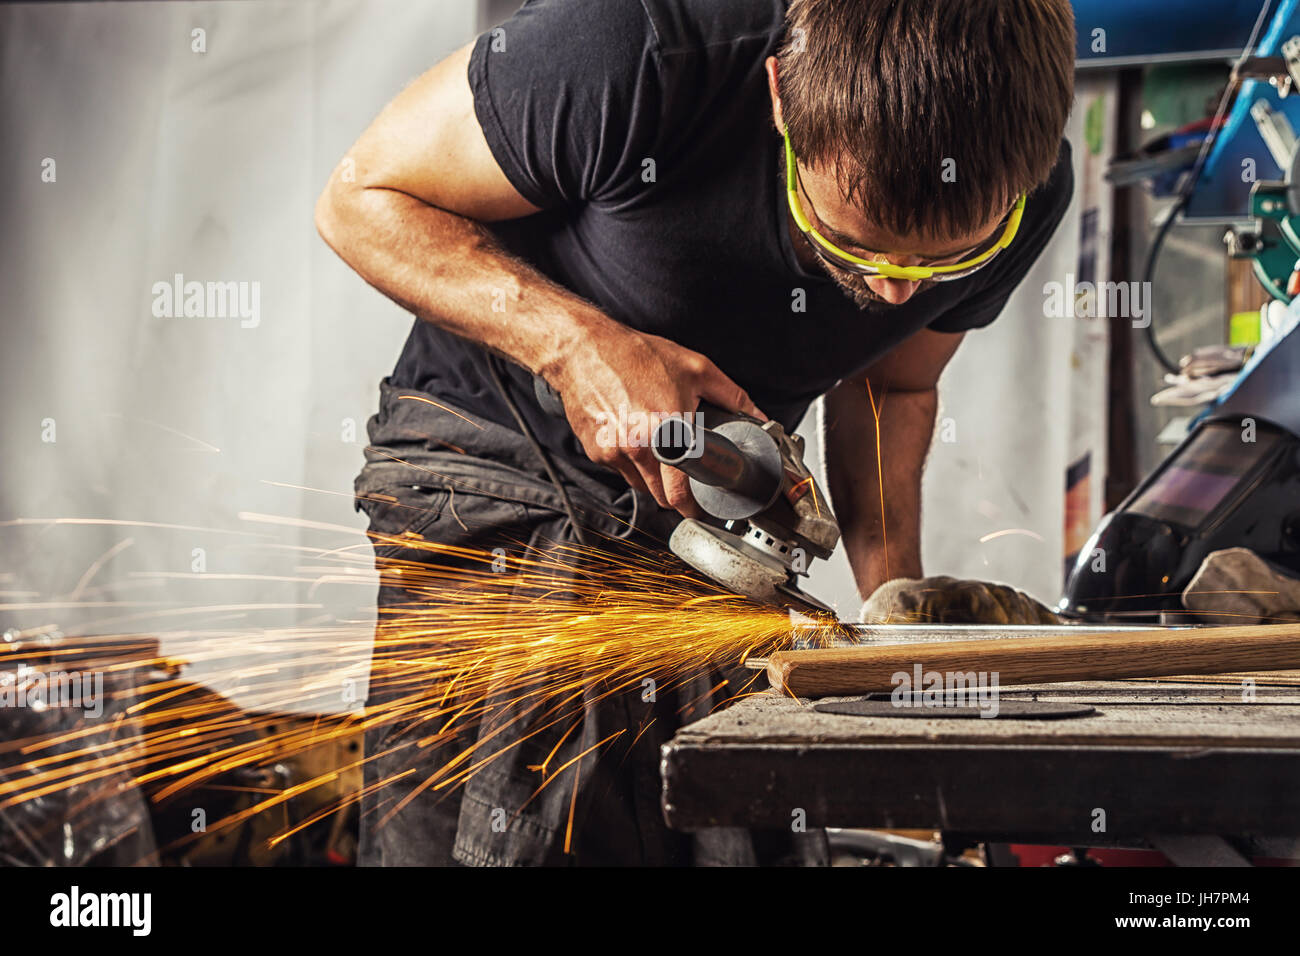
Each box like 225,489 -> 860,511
650,406 -> 840,617
530,377 -> 839,616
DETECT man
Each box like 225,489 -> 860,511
317,0 -> 1076,865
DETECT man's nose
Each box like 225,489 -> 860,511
866,275 -> 921,305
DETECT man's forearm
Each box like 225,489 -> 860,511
315,183 -> 611,383
823,379 -> 937,600
317,44 -> 768,508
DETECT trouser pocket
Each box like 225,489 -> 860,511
355,482 -> 451,537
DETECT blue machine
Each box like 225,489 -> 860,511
1062,1 -> 1300,620
1072,0 -> 1277,71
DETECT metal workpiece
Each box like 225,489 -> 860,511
833,622 -> 1167,644
746,622 -> 1172,667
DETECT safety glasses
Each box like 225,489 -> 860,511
783,126 -> 1025,282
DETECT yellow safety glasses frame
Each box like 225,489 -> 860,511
784,126 -> 1026,282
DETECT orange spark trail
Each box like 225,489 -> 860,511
397,394 -> 485,429
0,516 -> 848,862
865,378 -> 889,584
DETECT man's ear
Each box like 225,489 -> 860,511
764,56 -> 784,132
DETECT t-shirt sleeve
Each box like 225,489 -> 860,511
468,0 -> 664,210
927,139 -> 1075,334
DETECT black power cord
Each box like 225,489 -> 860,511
484,356 -> 591,547
1140,195 -> 1186,375
1136,0 -> 1274,375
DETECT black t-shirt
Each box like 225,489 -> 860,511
390,0 -> 1074,490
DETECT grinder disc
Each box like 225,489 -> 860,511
669,519 -> 834,617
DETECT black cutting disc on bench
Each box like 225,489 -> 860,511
813,697 -> 1097,720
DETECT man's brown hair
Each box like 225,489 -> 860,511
777,0 -> 1075,239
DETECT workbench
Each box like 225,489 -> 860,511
660,676 -> 1300,863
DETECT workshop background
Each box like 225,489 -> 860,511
0,0 -> 1259,708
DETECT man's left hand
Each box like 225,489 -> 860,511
860,575 -> 1060,625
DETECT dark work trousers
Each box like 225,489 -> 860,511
353,378 -> 828,867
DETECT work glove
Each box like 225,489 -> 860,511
860,575 -> 1060,625
1182,547 -> 1300,624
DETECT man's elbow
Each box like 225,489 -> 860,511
314,181 -> 346,250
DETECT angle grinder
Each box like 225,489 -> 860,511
648,406 -> 840,617
532,377 -> 839,617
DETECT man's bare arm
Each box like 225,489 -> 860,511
315,42 -> 762,511
822,329 -> 964,600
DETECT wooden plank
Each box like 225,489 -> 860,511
767,624 -> 1300,698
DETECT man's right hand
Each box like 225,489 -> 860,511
549,323 -> 766,516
